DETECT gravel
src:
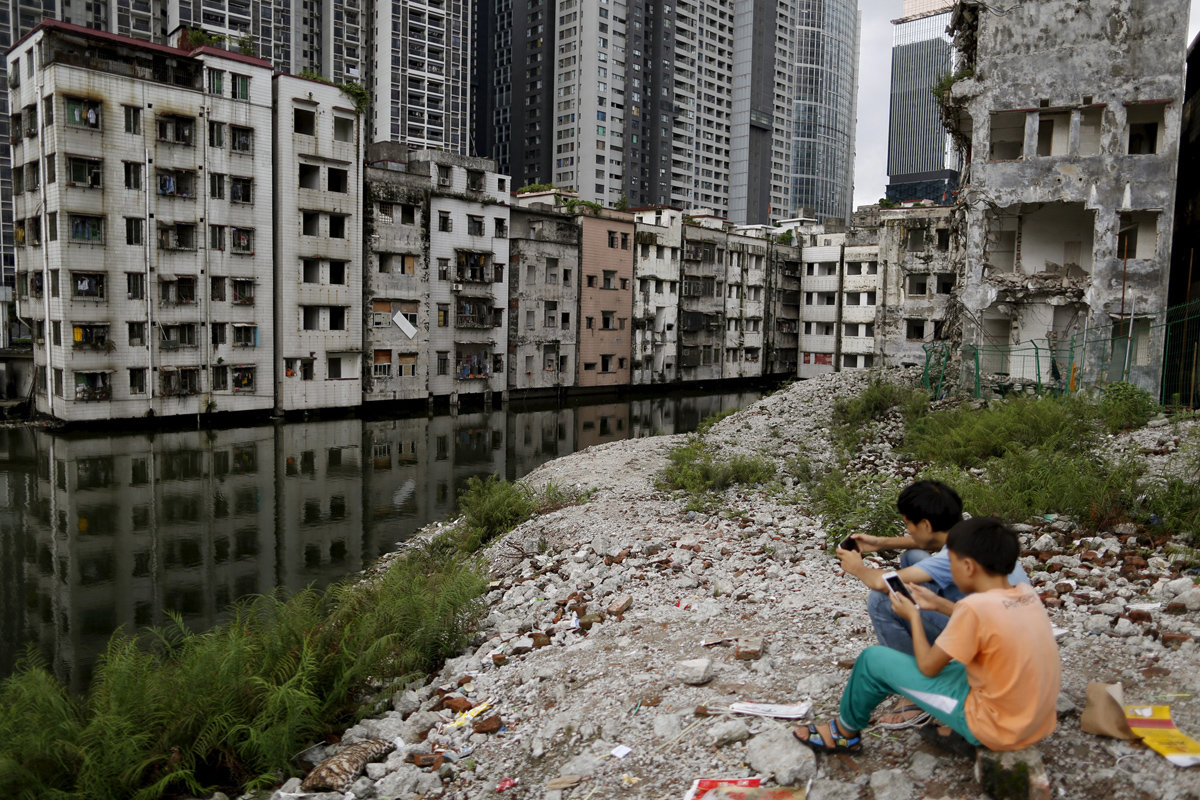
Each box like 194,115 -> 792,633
255,369 -> 1200,800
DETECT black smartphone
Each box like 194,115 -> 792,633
837,535 -> 858,552
883,570 -> 914,603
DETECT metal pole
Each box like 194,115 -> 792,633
1191,344 -> 1197,410
1123,297 -> 1137,382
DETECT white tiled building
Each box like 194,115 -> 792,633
9,20 -> 276,422
632,208 -> 682,384
272,74 -> 364,413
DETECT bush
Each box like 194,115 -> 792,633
0,540 -> 488,799
922,450 -> 1144,532
1098,381 -> 1159,432
906,396 -> 1098,468
456,475 -> 536,551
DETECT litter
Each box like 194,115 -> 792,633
620,774 -> 641,786
727,701 -> 813,719
610,744 -> 633,759
496,777 -> 518,792
701,637 -> 736,647
448,701 -> 491,728
683,777 -> 762,800
1126,705 -> 1200,767
545,774 -> 582,790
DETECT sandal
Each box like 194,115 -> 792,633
875,703 -> 932,730
918,724 -> 977,758
793,719 -> 862,753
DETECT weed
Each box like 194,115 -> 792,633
809,468 -> 905,545
696,408 -> 737,436
922,451 -> 1144,531
783,454 -> 816,486
1098,381 -> 1160,432
831,377 -> 927,452
0,540 -> 487,799
658,438 -> 776,509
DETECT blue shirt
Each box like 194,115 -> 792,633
910,546 -> 1031,603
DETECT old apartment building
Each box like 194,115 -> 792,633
878,206 -> 958,368
9,20 -> 364,422
9,21 -> 277,422
944,0 -> 1189,393
632,208 -> 682,385
507,193 -> 581,393
577,208 -> 635,389
794,224 -> 882,379
274,74 -> 364,414
363,145 -> 511,408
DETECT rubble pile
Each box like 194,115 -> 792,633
263,371 -> 1200,800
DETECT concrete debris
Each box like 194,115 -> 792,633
266,369 -> 1200,800
745,724 -> 816,786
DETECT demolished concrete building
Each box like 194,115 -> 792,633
943,0 -> 1189,395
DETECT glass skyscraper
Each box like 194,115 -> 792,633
886,0 -> 960,205
789,0 -> 859,224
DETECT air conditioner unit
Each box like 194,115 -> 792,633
438,177 -> 451,187
452,283 -> 464,292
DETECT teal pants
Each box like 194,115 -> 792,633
838,645 -> 982,746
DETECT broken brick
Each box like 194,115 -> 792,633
735,637 -> 765,660
578,613 -> 604,630
530,632 -> 551,648
607,594 -> 633,615
1165,602 -> 1188,615
473,714 -> 504,734
1163,633 -> 1192,648
1127,609 -> 1153,623
440,694 -> 473,713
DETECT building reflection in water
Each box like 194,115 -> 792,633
0,390 -> 760,690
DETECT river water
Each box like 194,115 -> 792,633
0,389 -> 764,690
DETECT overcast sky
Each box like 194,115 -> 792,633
851,0 -> 1200,209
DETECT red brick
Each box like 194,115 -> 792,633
473,714 -> 503,734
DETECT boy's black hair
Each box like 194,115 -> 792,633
896,480 -> 963,533
945,517 -> 1018,576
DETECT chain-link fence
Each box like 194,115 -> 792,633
942,300 -> 1200,407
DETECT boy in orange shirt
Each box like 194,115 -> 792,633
796,517 -> 1061,754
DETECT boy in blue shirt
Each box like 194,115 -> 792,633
836,480 -> 1030,726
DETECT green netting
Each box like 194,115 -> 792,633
961,299 -> 1200,407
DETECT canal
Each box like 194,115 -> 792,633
0,388 -> 765,689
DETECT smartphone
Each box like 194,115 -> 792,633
837,535 -> 858,552
882,570 -> 914,603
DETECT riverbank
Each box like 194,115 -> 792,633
268,368 -> 1200,800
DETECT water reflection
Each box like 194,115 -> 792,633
0,390 -> 761,690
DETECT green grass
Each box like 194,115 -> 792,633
905,395 -> 1099,468
0,476 -> 590,799
808,468 -> 905,545
658,436 -> 775,510
1098,381 -> 1160,432
831,376 -> 928,451
921,451 -> 1144,532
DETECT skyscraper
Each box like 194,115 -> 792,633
885,0 -> 959,205
476,0 -> 856,226
789,0 -> 859,224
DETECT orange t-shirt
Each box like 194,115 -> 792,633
935,582 -> 1061,750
